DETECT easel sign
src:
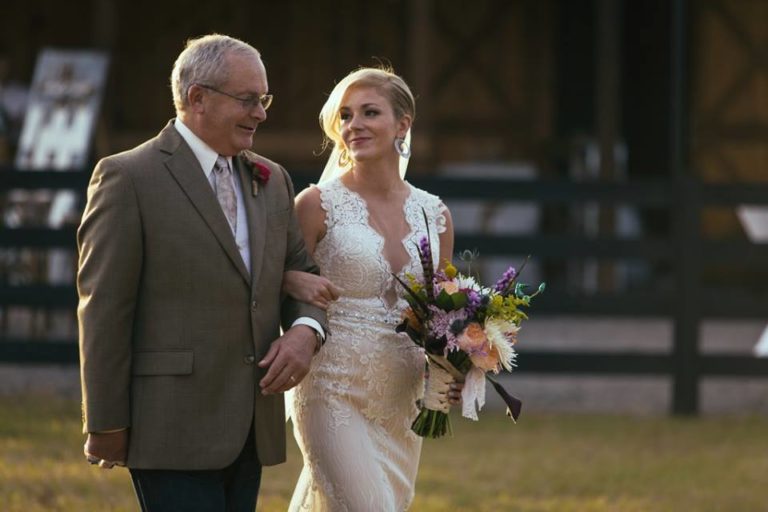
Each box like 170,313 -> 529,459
15,48 -> 108,170
737,206 -> 768,357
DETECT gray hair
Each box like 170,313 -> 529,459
170,34 -> 260,113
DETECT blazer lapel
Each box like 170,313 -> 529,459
235,156 -> 266,288
160,126 -> 251,285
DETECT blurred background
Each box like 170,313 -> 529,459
0,0 -> 766,416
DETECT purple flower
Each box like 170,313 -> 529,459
427,305 -> 468,352
465,289 -> 482,316
493,266 -> 517,293
419,236 -> 432,262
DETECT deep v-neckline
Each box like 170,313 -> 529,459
338,179 -> 415,278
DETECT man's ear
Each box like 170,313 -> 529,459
187,84 -> 206,113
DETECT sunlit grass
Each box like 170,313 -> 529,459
1,395 -> 766,511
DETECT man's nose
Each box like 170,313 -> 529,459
251,103 -> 267,122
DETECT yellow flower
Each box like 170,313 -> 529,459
485,294 -> 529,325
444,261 -> 458,279
405,273 -> 424,292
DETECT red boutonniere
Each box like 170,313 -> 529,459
240,150 -> 271,197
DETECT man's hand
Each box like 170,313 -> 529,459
258,325 -> 317,394
84,429 -> 128,469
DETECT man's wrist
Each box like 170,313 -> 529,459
294,324 -> 322,354
292,318 -> 325,352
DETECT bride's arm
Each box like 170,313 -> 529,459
283,270 -> 340,310
294,186 -> 326,256
282,187 -> 340,310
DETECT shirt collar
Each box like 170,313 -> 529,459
174,118 -> 233,179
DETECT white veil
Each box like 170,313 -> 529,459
317,129 -> 411,185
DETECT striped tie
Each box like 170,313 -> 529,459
213,155 -> 237,234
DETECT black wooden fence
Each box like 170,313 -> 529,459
1,167 -> 767,415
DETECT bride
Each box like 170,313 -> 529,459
282,67 -> 460,511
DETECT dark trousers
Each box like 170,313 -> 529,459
129,428 -> 262,512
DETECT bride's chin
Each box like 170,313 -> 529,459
350,153 -> 392,166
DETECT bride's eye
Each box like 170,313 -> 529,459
365,109 -> 379,117
339,112 -> 351,121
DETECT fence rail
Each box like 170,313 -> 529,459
2,168 -> 768,414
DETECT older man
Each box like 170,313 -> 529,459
77,34 -> 326,511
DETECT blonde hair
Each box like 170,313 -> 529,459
319,67 -> 416,161
170,34 -> 261,113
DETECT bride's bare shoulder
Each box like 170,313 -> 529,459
296,184 -> 323,211
295,185 -> 328,241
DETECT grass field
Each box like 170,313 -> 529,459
1,394 -> 766,511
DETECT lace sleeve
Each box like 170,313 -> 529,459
409,186 -> 448,235
316,182 -> 335,230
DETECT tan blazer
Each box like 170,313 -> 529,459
77,121 -> 326,469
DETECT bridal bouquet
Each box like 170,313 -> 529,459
395,214 -> 544,438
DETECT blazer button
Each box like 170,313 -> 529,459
244,355 -> 256,365
250,300 -> 258,312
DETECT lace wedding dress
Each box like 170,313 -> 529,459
288,177 -> 447,511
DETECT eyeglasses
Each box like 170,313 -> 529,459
197,84 -> 273,111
